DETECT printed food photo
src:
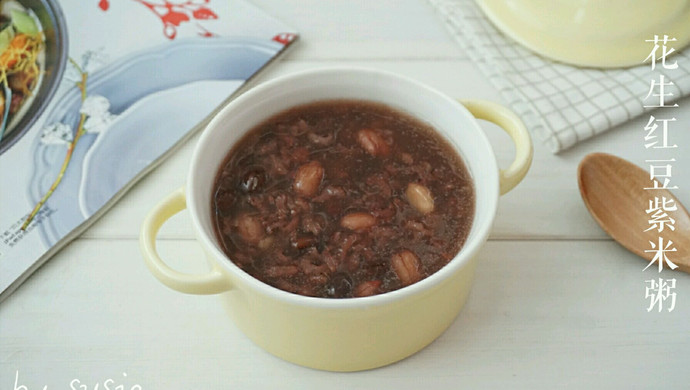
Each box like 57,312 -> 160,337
0,0 -> 66,154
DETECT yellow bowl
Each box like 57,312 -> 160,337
140,68 -> 532,371
476,0 -> 690,68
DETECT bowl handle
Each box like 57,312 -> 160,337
460,99 -> 533,195
140,187 -> 233,294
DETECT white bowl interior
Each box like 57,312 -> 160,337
188,68 -> 500,304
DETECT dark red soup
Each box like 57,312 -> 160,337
211,100 -> 474,298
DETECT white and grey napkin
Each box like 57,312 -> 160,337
426,0 -> 690,153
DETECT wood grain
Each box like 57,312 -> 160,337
579,153 -> 690,273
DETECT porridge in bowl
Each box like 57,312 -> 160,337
141,68 -> 531,371
211,100 -> 475,298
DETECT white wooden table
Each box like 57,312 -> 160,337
2,1 -> 689,388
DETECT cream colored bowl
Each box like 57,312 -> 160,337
477,0 -> 690,68
140,68 -> 532,371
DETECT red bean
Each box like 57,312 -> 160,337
325,272 -> 353,298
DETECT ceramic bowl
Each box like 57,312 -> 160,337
140,68 -> 532,371
477,0 -> 690,68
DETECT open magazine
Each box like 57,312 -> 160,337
0,0 -> 298,302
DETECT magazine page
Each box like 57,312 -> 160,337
0,0 -> 298,301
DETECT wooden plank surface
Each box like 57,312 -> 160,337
1,1 -> 688,388
2,240 -> 688,388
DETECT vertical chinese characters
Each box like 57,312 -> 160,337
642,35 -> 681,312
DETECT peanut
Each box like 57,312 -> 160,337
354,280 -> 381,297
357,128 -> 389,156
406,183 -> 434,214
236,214 -> 264,244
340,212 -> 377,231
258,236 -> 274,250
293,160 -> 324,197
391,250 -> 422,286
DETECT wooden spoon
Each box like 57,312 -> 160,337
578,153 -> 690,273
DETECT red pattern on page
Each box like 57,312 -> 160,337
272,33 -> 297,45
98,0 -> 219,39
196,23 -> 217,37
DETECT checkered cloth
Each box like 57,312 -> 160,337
427,0 -> 690,153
